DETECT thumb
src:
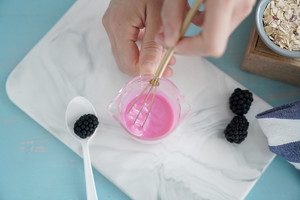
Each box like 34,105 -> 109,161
139,40 -> 162,75
139,2 -> 163,75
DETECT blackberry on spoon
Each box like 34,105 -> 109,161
74,114 -> 99,139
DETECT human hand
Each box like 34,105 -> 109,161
102,0 -> 175,77
159,0 -> 256,57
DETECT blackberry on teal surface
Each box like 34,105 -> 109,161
224,115 -> 249,144
229,88 -> 253,115
73,114 -> 99,139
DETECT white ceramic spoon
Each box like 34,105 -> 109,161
65,96 -> 98,200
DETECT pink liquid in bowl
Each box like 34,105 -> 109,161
122,93 -> 176,139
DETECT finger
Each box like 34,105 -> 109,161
139,1 -> 164,75
158,46 -> 177,65
163,66 -> 173,77
102,11 -> 122,72
162,0 -> 189,47
183,2 -> 204,27
103,1 -> 146,76
115,27 -> 141,75
137,28 -> 145,41
192,11 -> 205,27
112,17 -> 142,76
155,32 -> 165,46
175,1 -> 232,57
141,35 -> 176,76
229,0 -> 255,34
168,56 -> 176,65
162,53 -> 175,77
155,33 -> 177,66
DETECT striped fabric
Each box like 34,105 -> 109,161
256,101 -> 300,174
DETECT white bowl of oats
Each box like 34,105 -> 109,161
256,0 -> 300,58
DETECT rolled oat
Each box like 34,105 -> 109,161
263,0 -> 300,51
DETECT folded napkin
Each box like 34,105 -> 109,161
256,101 -> 300,174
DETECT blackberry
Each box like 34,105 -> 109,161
224,115 -> 249,144
73,114 -> 99,139
229,88 -> 253,115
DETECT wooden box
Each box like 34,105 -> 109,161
241,26 -> 300,87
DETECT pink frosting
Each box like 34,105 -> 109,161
123,93 -> 175,139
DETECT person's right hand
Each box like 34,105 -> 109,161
102,0 -> 175,77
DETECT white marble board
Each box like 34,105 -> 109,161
6,0 -> 274,199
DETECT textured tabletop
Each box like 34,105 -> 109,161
1,0 -> 300,200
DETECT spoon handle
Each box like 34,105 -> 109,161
82,142 -> 98,200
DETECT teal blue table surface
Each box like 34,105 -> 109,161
1,0 -> 300,199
